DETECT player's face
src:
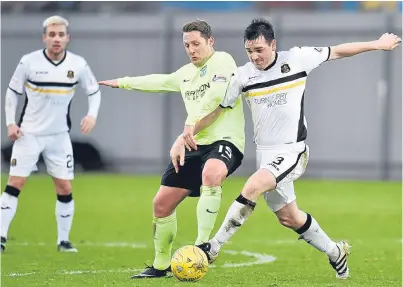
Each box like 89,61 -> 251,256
245,36 -> 276,70
183,31 -> 214,67
43,24 -> 69,56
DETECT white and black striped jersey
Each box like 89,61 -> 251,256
221,46 -> 330,147
7,49 -> 100,135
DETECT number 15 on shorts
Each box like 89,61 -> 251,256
218,144 -> 232,160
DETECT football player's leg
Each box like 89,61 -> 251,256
1,176 -> 27,252
199,146 -> 301,260
52,178 -> 76,252
273,195 -> 350,279
43,133 -> 76,252
201,168 -> 275,261
153,186 -> 188,269
274,199 -> 338,256
195,142 -> 243,245
195,159 -> 227,245
132,157 -> 197,279
1,134 -> 40,251
131,185 -> 189,278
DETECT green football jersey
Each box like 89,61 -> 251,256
117,51 -> 245,153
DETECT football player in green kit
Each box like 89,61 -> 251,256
99,20 -> 245,278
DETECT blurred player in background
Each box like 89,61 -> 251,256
1,15 -> 101,253
98,20 -> 245,278
176,18 -> 401,279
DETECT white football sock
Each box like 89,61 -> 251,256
56,194 -> 75,244
297,213 -> 339,262
0,187 -> 20,239
212,195 -> 256,253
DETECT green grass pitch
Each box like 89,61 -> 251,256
1,174 -> 401,286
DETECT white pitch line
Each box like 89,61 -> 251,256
59,268 -> 144,275
5,243 -> 276,278
220,250 -> 276,268
7,242 -> 147,248
7,268 -> 144,277
7,272 -> 37,277
206,250 -> 276,269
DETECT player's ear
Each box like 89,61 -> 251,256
271,39 -> 277,51
209,36 -> 215,47
66,34 -> 70,44
42,33 -> 46,44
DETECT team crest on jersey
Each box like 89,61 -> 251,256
11,158 -> 17,167
281,63 -> 291,74
67,70 -> 74,79
200,66 -> 207,77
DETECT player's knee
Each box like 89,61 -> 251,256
242,181 -> 260,199
153,186 -> 188,217
153,194 -> 173,218
275,201 -> 304,229
55,180 -> 72,195
242,170 -> 276,198
258,169 -> 277,191
277,214 -> 295,229
7,176 -> 27,191
202,166 -> 226,186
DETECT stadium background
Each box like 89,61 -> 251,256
1,1 -> 402,180
0,2 -> 402,287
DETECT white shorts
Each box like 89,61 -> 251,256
256,142 -> 309,212
9,132 -> 74,180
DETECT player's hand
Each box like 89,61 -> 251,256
7,124 -> 23,141
377,33 -> 401,51
98,79 -> 118,88
183,125 -> 197,151
81,115 -> 96,134
170,136 -> 186,173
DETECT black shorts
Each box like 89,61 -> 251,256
161,140 -> 243,197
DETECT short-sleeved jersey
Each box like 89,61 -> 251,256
222,46 -> 330,147
8,49 -> 100,135
118,51 -> 245,153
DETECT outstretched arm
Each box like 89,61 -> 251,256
98,72 -> 181,93
329,33 -> 401,61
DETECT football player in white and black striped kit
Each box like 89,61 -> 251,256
1,16 -> 101,253
187,18 -> 401,279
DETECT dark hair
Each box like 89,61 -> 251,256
244,18 -> 275,43
182,20 -> 212,40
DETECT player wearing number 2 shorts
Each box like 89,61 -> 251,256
1,16 -> 101,253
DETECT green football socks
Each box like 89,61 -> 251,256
195,186 -> 222,245
152,212 -> 177,270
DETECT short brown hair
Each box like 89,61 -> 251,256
182,20 -> 212,40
